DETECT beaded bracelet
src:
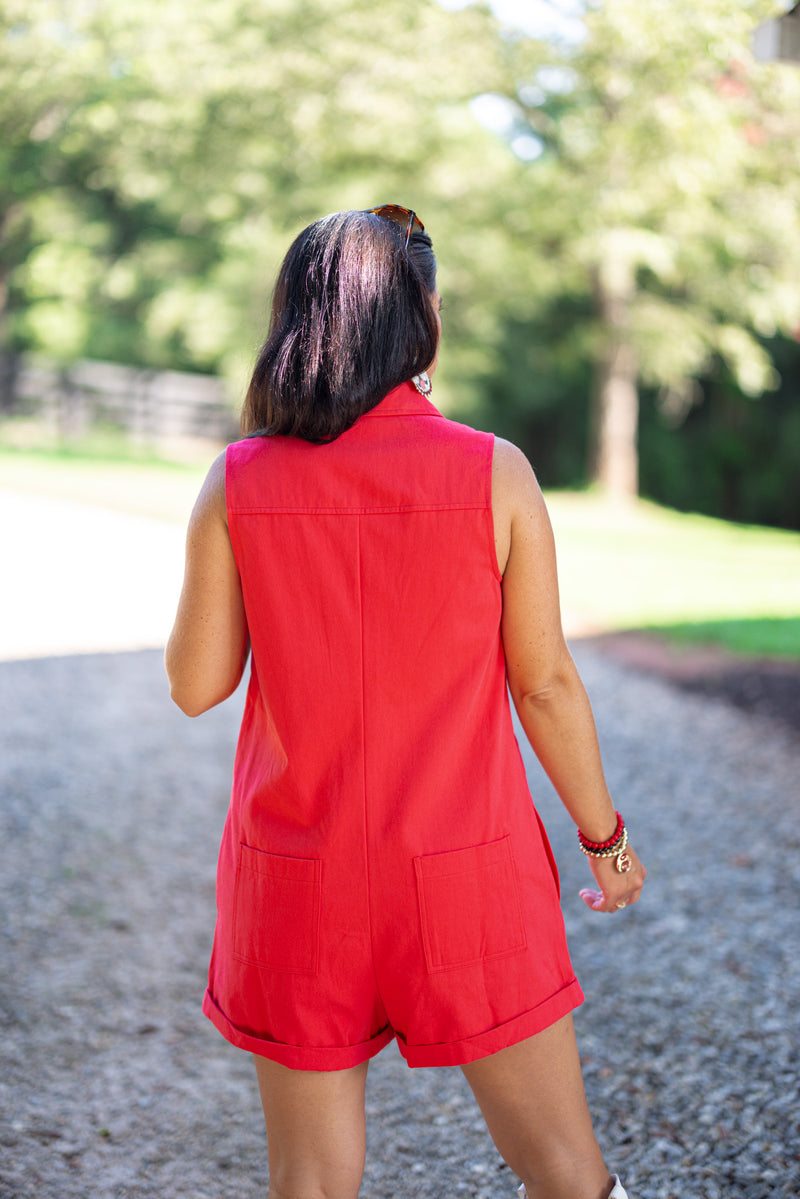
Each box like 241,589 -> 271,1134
578,827 -> 628,859
578,813 -> 633,873
578,811 -> 625,853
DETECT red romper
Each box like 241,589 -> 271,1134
202,381 -> 583,1069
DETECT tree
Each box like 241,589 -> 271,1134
491,0 -> 800,499
0,0 -> 522,392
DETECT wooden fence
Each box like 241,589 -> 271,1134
0,354 -> 240,446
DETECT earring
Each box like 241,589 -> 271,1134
412,371 -> 432,397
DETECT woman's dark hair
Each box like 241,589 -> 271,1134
241,210 -> 439,441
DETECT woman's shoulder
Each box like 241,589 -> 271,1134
226,433 -> 270,462
492,437 -> 542,507
183,450 -> 228,533
491,438 -> 550,572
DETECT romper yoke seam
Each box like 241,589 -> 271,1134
229,503 -> 489,516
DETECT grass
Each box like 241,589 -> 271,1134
546,491 -> 800,660
3,442 -> 799,660
636,618 -> 799,659
0,440 -> 211,524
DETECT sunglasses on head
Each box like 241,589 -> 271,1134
366,204 -> 424,249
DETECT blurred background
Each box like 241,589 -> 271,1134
1,0 -> 799,661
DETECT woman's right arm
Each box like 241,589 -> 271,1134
493,437 -> 646,912
165,452 -> 250,717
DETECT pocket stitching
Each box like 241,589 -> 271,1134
414,834 -> 527,974
232,844 -> 322,975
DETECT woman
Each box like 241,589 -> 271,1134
166,206 -> 646,1199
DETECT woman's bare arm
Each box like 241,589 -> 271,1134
165,452 -> 249,717
493,437 -> 646,912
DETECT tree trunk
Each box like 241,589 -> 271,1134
0,276 -> 17,413
591,257 -> 639,500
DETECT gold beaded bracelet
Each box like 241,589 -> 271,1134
579,829 -> 633,873
578,827 -> 627,858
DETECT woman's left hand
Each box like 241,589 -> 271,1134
579,844 -> 647,914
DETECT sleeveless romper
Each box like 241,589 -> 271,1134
202,381 -> 583,1069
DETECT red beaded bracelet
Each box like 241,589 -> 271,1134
577,811 -> 625,852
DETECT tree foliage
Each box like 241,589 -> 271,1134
485,0 -> 800,498
0,0 -> 518,388
3,0 -> 800,527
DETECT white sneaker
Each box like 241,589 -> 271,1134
517,1177 -> 628,1199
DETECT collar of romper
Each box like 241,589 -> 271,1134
362,379 -> 444,420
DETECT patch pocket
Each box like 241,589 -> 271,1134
414,835 -> 526,974
232,844 -> 321,974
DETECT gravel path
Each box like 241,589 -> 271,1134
1,494 -> 798,1199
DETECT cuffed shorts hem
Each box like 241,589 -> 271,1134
202,989 -> 395,1070
394,977 -> 585,1068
